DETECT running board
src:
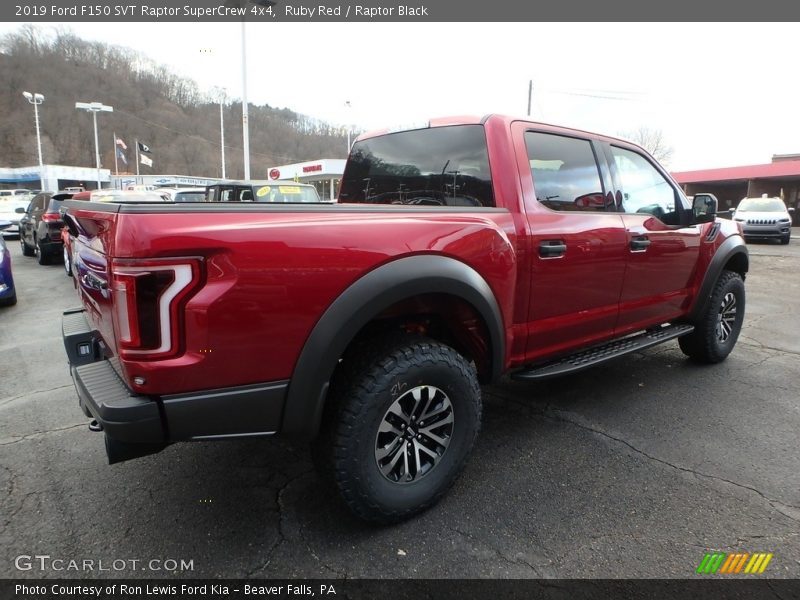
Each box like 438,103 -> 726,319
511,324 -> 695,382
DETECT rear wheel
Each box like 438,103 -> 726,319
314,336 -> 481,523
679,270 -> 745,363
35,239 -> 49,265
20,236 -> 35,257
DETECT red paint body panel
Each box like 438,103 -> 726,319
71,208 -> 518,396
67,114 -> 742,400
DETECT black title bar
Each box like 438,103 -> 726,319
4,0 -> 800,21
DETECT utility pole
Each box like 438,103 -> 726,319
527,80 -> 533,117
241,22 -> 251,180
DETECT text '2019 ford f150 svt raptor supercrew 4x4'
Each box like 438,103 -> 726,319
61,115 -> 747,523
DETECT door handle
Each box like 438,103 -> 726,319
539,240 -> 567,258
629,236 -> 651,251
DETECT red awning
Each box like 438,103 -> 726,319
672,160 -> 800,184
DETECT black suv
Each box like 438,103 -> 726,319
19,192 -> 71,265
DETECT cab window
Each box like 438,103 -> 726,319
525,131 -> 609,212
610,146 -> 679,223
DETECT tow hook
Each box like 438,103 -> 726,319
88,419 -> 103,432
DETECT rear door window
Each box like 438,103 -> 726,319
525,131 -> 609,212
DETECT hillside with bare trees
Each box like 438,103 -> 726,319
0,26 -> 349,178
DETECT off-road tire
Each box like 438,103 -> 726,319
679,270 -> 745,363
314,336 -> 481,523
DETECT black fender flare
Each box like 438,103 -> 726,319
281,255 -> 505,439
688,235 -> 749,322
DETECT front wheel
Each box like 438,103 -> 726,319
63,245 -> 73,277
679,270 -> 745,363
315,337 -> 481,523
780,234 -> 790,245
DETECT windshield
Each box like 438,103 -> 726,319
339,125 -> 495,207
737,198 -> 787,212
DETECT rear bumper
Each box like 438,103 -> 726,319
64,308 -> 166,463
72,359 -> 165,443
62,308 -> 288,462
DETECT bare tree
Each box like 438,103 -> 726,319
619,127 -> 674,165
0,25 -> 350,175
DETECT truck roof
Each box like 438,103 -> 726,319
355,114 -> 635,149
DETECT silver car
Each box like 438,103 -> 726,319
733,196 -> 793,245
0,195 -> 33,238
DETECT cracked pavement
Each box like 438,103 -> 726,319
1,238 -> 799,579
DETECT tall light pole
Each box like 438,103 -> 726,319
240,22 -> 251,180
213,86 -> 227,179
22,92 -> 45,191
345,100 -> 352,154
75,101 -> 113,190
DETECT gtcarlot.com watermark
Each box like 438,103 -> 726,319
14,554 -> 194,573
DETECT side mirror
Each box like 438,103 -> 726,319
691,193 -> 718,224
789,207 -> 796,213
574,192 -> 609,209
15,207 -> 25,214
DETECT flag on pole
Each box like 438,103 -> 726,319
115,136 -> 128,150
140,154 -> 153,168
137,141 -> 152,153
116,147 -> 128,165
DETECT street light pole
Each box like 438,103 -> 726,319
75,101 -> 113,190
345,100 -> 352,154
22,92 -> 45,191
213,86 -> 227,179
240,22 -> 251,180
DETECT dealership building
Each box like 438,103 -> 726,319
673,154 -> 800,224
265,159 -> 346,201
0,164 -> 111,191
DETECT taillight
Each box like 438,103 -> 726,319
41,213 -> 60,223
110,258 -> 202,359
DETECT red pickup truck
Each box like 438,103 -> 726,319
62,115 -> 748,523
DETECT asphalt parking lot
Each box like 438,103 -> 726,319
1,232 -> 799,579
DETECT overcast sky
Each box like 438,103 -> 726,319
2,22 -> 798,171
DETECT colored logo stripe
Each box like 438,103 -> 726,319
697,552 -> 773,574
697,553 -> 726,574
745,553 -> 773,574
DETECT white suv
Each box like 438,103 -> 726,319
733,196 -> 793,245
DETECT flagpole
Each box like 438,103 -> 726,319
113,132 -> 119,176
135,138 -> 140,177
